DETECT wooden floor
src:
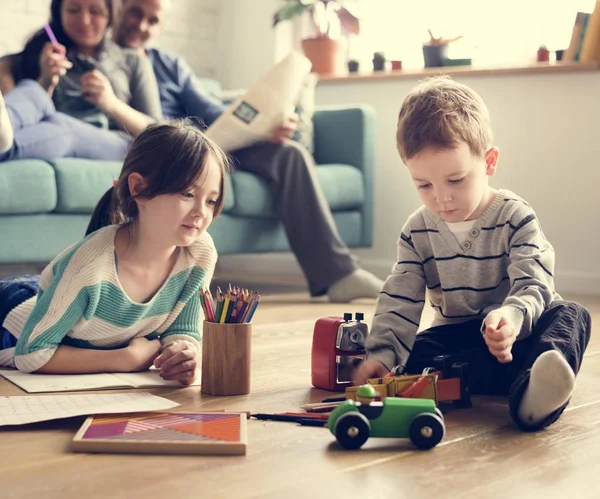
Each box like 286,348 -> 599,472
0,292 -> 597,499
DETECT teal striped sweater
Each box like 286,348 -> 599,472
5,225 -> 217,373
365,189 -> 560,372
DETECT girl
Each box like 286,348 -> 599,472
0,120 -> 229,385
0,0 -> 162,162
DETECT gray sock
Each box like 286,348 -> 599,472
0,90 -> 14,153
327,268 -> 384,303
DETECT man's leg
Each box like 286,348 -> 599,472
232,141 -> 383,299
508,300 -> 591,431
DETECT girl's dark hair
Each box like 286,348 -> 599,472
86,120 -> 230,236
19,0 -> 118,81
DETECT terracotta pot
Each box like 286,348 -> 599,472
537,48 -> 550,62
301,37 -> 347,75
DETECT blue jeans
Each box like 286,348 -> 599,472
1,80 -> 131,162
0,275 -> 40,349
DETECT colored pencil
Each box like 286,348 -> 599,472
199,285 -> 261,324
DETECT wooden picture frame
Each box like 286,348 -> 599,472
72,411 -> 247,456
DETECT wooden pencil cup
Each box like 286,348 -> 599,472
201,321 -> 252,396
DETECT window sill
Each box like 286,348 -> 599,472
317,61 -> 600,84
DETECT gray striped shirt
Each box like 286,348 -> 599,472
366,189 -> 559,371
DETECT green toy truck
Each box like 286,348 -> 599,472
327,386 -> 445,450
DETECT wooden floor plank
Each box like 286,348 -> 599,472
0,292 -> 597,498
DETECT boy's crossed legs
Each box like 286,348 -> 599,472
405,300 -> 591,431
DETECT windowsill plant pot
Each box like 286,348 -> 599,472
273,0 -> 360,76
302,36 -> 348,75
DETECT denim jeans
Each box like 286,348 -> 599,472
0,275 -> 40,349
1,79 -> 131,162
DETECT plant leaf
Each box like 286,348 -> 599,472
337,6 -> 359,35
273,1 -> 312,27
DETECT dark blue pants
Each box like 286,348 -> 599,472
0,275 -> 40,348
405,300 -> 592,431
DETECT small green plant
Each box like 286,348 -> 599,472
273,0 -> 359,38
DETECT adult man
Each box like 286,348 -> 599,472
112,0 -> 383,302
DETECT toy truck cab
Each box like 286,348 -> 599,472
328,396 -> 445,451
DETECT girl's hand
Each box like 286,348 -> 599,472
154,341 -> 199,385
81,69 -> 118,114
38,42 -> 72,91
125,337 -> 162,372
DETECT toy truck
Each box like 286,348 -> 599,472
345,355 -> 472,408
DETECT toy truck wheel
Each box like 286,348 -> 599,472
409,413 -> 445,450
334,412 -> 371,450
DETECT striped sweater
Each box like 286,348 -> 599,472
4,225 -> 217,373
366,189 -> 560,372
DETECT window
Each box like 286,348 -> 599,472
345,0 -> 597,68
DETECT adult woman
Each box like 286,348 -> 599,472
0,0 -> 162,162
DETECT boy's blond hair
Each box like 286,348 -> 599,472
396,76 -> 493,162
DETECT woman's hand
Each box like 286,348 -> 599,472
153,341 -> 199,385
124,337 -> 162,372
38,42 -> 72,92
81,69 -> 119,114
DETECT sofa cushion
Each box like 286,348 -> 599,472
50,158 -> 235,213
51,159 -> 121,213
0,160 -> 56,214
229,164 -> 364,218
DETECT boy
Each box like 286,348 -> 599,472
354,76 -> 591,431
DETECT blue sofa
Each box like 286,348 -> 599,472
0,104 -> 375,264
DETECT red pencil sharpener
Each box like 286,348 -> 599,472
311,312 -> 369,392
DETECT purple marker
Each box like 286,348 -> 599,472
43,23 -> 59,45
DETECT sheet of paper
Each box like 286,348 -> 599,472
0,369 -> 131,393
0,368 -> 201,393
0,392 -> 180,426
206,51 -> 312,152
113,370 -> 200,388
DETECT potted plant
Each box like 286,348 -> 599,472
273,0 -> 360,75
537,45 -> 551,62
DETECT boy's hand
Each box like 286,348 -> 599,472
125,337 -> 162,372
483,312 -> 517,363
353,358 -> 390,385
154,342 -> 198,385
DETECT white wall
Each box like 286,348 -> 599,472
0,0 -> 222,79
223,71 -> 600,296
315,71 -> 600,295
208,3 -> 600,297
215,0 -> 283,89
